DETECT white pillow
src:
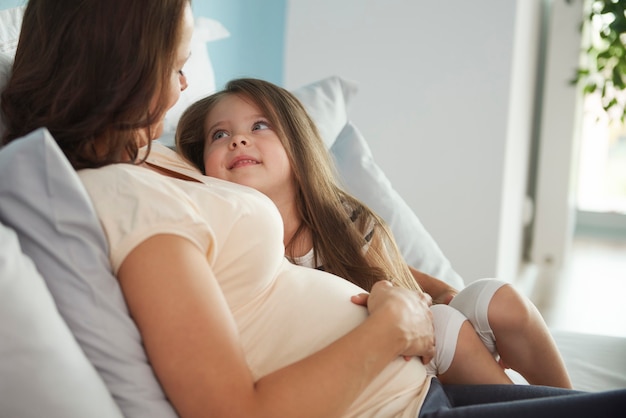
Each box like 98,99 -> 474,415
160,17 -> 230,147
293,77 -> 465,289
0,221 -> 124,418
292,76 -> 358,148
0,6 -> 24,55
0,5 -> 23,140
331,121 -> 465,289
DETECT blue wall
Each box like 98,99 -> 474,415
0,0 -> 25,9
0,0 -> 287,87
192,0 -> 287,88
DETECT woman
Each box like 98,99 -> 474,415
1,1 -> 435,416
2,1 -> 624,417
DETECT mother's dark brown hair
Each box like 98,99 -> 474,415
1,0 -> 190,169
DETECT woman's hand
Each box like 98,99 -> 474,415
352,281 -> 435,364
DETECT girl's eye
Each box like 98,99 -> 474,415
212,130 -> 230,141
252,121 -> 269,131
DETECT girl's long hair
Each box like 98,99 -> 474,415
177,78 -> 420,292
1,0 -> 190,169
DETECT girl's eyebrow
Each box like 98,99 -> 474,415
206,112 -> 268,137
206,120 -> 225,136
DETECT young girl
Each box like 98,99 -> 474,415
176,77 -> 572,387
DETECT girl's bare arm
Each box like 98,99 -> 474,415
408,266 -> 458,305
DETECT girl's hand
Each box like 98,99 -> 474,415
408,266 -> 458,305
433,289 -> 458,305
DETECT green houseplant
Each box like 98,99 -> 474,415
569,0 -> 626,123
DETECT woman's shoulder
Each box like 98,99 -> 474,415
78,164 -> 216,273
79,163 -> 168,200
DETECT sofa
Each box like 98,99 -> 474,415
1,5 -> 625,417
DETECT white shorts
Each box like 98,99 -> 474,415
425,279 -> 508,375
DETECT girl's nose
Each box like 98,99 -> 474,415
229,137 -> 248,149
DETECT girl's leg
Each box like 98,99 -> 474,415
486,284 -> 571,388
437,321 -> 512,385
418,379 -> 626,418
429,305 -> 512,385
450,279 -> 572,388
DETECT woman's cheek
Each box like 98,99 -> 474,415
151,120 -> 165,141
167,81 -> 182,110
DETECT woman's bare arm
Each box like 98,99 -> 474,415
118,234 -> 434,418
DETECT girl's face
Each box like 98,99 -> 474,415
203,94 -> 296,203
145,2 -> 193,144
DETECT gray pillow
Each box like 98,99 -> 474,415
0,128 -> 178,418
0,221 -> 123,418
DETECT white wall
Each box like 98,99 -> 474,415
285,0 -> 541,283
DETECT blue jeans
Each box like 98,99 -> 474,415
418,378 -> 626,418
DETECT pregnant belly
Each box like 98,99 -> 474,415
233,260 -> 368,379
232,260 -> 429,417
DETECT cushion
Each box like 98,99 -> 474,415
292,75 -> 358,148
293,77 -> 465,289
0,5 -> 24,142
0,128 -> 177,418
0,220 -> 123,418
0,6 -> 24,54
331,121 -> 465,289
